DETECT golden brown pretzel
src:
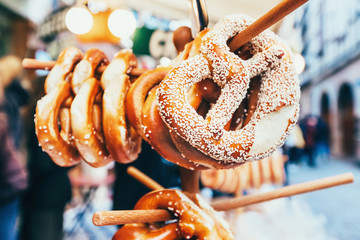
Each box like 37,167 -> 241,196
113,223 -> 180,240
157,14 -> 300,168
127,29 -> 223,170
44,47 -> 82,93
142,84 -> 207,170
36,81 -> 81,166
248,161 -> 262,189
126,67 -> 172,142
71,48 -> 109,94
101,50 -> 141,164
70,77 -> 113,167
113,189 -> 233,240
269,150 -> 286,185
36,47 -> 83,167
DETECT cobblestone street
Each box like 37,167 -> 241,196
287,157 -> 360,240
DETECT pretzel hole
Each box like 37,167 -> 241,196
229,75 -> 261,131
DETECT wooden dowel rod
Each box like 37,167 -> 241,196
179,167 -> 200,194
92,209 -> 172,226
127,166 -> 164,191
22,58 -> 147,77
22,59 -> 56,71
211,172 -> 354,211
228,0 -> 309,51
92,172 -> 353,226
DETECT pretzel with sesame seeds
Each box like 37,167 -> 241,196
126,30 -> 212,170
157,14 -> 300,169
35,47 -> 83,167
112,189 -> 234,240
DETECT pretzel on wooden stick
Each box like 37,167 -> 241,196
93,172 -> 354,226
23,0 -> 309,75
228,0 -> 309,51
22,58 -> 148,77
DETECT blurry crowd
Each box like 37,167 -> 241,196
0,54 -> 331,240
0,54 -> 180,240
285,115 -> 330,168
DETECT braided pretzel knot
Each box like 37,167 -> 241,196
70,48 -> 114,167
113,189 -> 233,240
157,14 -> 300,168
35,47 -> 83,167
101,49 -> 142,164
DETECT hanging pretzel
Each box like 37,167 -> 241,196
157,14 -> 300,169
101,49 -> 142,164
200,150 -> 286,194
44,47 -> 82,93
35,47 -> 83,167
126,30 -> 214,169
70,48 -> 113,167
112,189 -> 234,239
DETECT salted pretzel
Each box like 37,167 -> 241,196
113,189 -> 234,240
201,150 -> 286,194
71,48 -> 108,94
127,30 -> 226,170
36,47 -> 83,167
157,14 -> 300,169
70,48 -> 113,167
101,50 -> 142,164
44,47 -> 82,93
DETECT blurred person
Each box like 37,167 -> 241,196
315,118 -> 330,161
284,124 -> 305,164
300,115 -> 318,167
19,76 -> 72,240
0,55 -> 29,149
0,68 -> 28,240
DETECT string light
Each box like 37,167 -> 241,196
107,9 -> 137,39
65,7 -> 93,35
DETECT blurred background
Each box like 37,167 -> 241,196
0,0 -> 359,239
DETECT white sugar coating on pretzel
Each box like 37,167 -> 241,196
157,14 -> 300,166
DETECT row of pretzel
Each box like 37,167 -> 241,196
35,14 -> 300,172
35,47 -> 142,167
201,150 -> 287,194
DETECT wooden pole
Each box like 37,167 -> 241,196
93,172 -> 354,226
92,209 -> 172,226
127,166 -> 164,191
179,167 -> 200,194
228,0 -> 309,51
22,58 -> 147,76
211,172 -> 354,211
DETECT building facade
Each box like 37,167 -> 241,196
278,0 -> 360,158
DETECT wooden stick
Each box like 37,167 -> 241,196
22,58 -> 147,77
228,0 -> 309,51
211,172 -> 354,211
179,167 -> 200,194
93,172 -> 354,226
92,209 -> 172,226
127,166 -> 164,191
